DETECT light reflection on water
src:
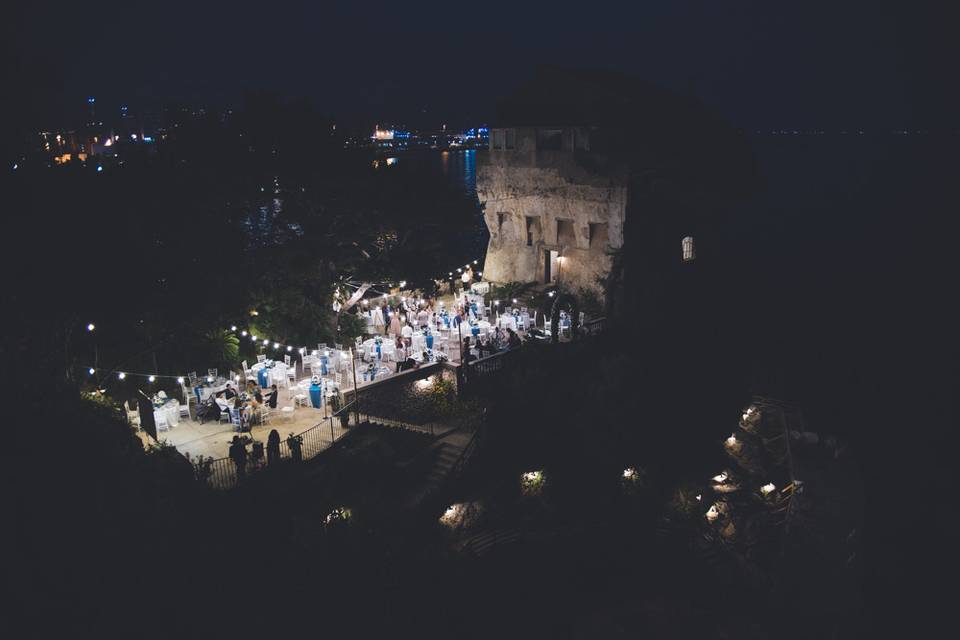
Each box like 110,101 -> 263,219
373,149 -> 477,196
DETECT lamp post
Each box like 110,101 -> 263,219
350,347 -> 359,425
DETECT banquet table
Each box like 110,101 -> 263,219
497,315 -> 518,331
252,361 -> 287,387
153,400 -> 180,429
469,320 -> 492,338
195,381 -> 229,402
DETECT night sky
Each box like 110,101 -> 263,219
6,0 -> 958,132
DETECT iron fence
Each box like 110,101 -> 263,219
199,401 -> 362,490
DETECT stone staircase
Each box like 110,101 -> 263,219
460,527 -> 522,557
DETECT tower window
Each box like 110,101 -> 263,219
682,236 -> 696,262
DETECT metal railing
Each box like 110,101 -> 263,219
199,401 -> 361,490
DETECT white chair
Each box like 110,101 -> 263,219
280,401 -> 295,422
256,354 -> 266,363
188,372 -> 198,385
123,401 -> 140,426
294,392 -> 309,408
258,406 -> 271,425
286,362 -> 297,384
156,412 -> 169,432
178,400 -> 191,420
283,354 -> 291,367
207,368 -> 218,379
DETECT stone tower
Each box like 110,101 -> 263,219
477,126 -> 627,297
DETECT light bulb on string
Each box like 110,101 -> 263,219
177,377 -> 184,384
148,375 -> 156,383
118,372 -> 126,380
88,368 -> 95,375
231,325 -> 237,331
273,342 -> 280,349
286,346 -> 292,352
241,331 -> 247,336
207,376 -> 213,383
263,339 -> 269,346
86,323 -> 95,332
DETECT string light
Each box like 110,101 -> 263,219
87,323 -> 96,332
273,342 -> 280,349
88,368 -> 95,375
177,377 -> 184,384
286,345 -> 292,352
148,375 -> 156,383
241,330 -> 247,336
231,325 -> 237,331
118,372 -> 126,380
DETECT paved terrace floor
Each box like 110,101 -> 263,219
147,359 -> 452,460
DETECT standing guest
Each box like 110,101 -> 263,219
266,429 -> 281,466
401,321 -> 413,346
389,310 -> 402,338
417,307 -> 430,330
229,436 -> 247,479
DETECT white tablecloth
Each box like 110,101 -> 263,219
197,382 -> 229,402
252,361 -> 287,386
497,315 -> 518,331
154,400 -> 180,428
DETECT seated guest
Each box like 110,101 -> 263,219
267,383 -> 279,409
222,383 -> 237,400
215,394 -> 232,417
507,328 -> 522,349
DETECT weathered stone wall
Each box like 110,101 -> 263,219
477,135 -> 627,297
